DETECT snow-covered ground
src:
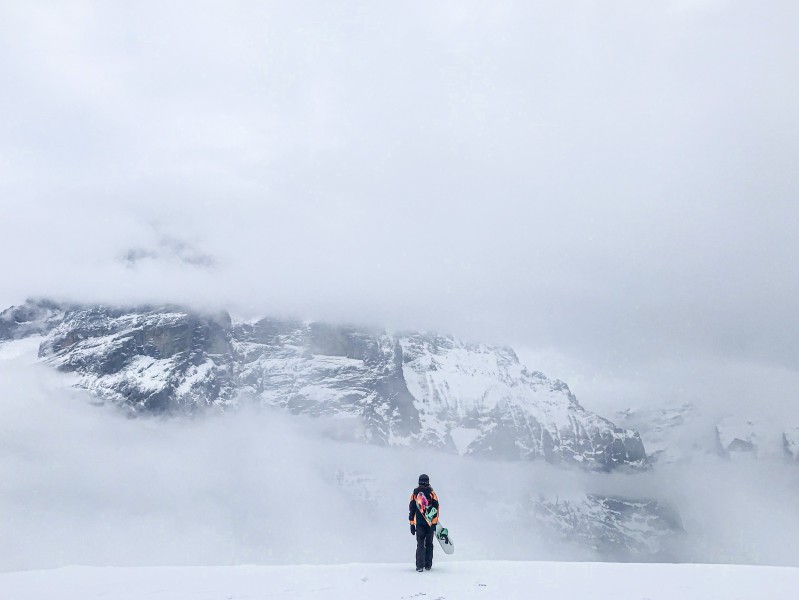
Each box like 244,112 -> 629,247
2,561 -> 798,600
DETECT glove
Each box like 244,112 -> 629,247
410,524 -> 416,536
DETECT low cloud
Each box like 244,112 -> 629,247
0,2 -> 797,426
121,233 -> 216,269
3,339 -> 799,571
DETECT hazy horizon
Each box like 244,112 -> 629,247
4,335 -> 799,572
1,3 -> 798,574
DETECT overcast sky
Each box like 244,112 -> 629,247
1,1 -> 797,413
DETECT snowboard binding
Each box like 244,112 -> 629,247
437,527 -> 449,543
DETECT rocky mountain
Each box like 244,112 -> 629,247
715,416 -> 759,458
615,403 -> 701,465
0,298 -> 65,340
785,429 -> 799,461
617,402 -> 799,465
532,494 -> 684,560
0,299 -> 646,470
715,417 -> 799,462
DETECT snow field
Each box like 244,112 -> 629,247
2,561 -> 798,600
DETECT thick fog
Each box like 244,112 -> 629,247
1,0 -> 798,571
1,2 -> 798,367
3,339 -> 799,572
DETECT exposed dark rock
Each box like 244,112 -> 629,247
715,417 -> 758,458
37,305 -> 237,413
2,299 -> 647,469
784,429 -> 799,462
0,299 -> 68,341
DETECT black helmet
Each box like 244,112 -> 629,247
418,473 -> 430,485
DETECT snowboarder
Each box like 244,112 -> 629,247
408,473 -> 439,572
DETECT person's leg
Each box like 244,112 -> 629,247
415,526 -> 426,570
424,528 -> 435,569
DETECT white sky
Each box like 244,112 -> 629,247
1,1 -> 798,413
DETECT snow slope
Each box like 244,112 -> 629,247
2,562 -> 797,600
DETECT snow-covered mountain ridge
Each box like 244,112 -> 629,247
616,402 -> 799,465
1,299 -> 645,469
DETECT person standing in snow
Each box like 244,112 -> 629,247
408,473 -> 439,572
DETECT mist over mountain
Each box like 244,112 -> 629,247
1,299 -> 646,468
4,298 -> 799,571
1,1 -> 798,590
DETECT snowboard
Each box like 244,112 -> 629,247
415,491 -> 453,554
434,523 -> 454,555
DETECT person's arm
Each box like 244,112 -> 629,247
409,492 -> 416,533
430,490 -> 440,525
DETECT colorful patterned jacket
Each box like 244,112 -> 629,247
409,485 -> 439,528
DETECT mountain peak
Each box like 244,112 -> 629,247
1,299 -> 646,469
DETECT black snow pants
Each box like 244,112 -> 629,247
415,521 -> 435,569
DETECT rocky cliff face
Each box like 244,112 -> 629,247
617,401 -> 799,466
533,494 -> 684,560
0,299 -> 64,340
715,416 -> 759,458
0,299 -> 646,469
616,403 -> 700,465
784,429 -> 799,461
399,334 -> 644,466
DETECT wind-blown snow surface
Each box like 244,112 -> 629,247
3,562 -> 799,600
